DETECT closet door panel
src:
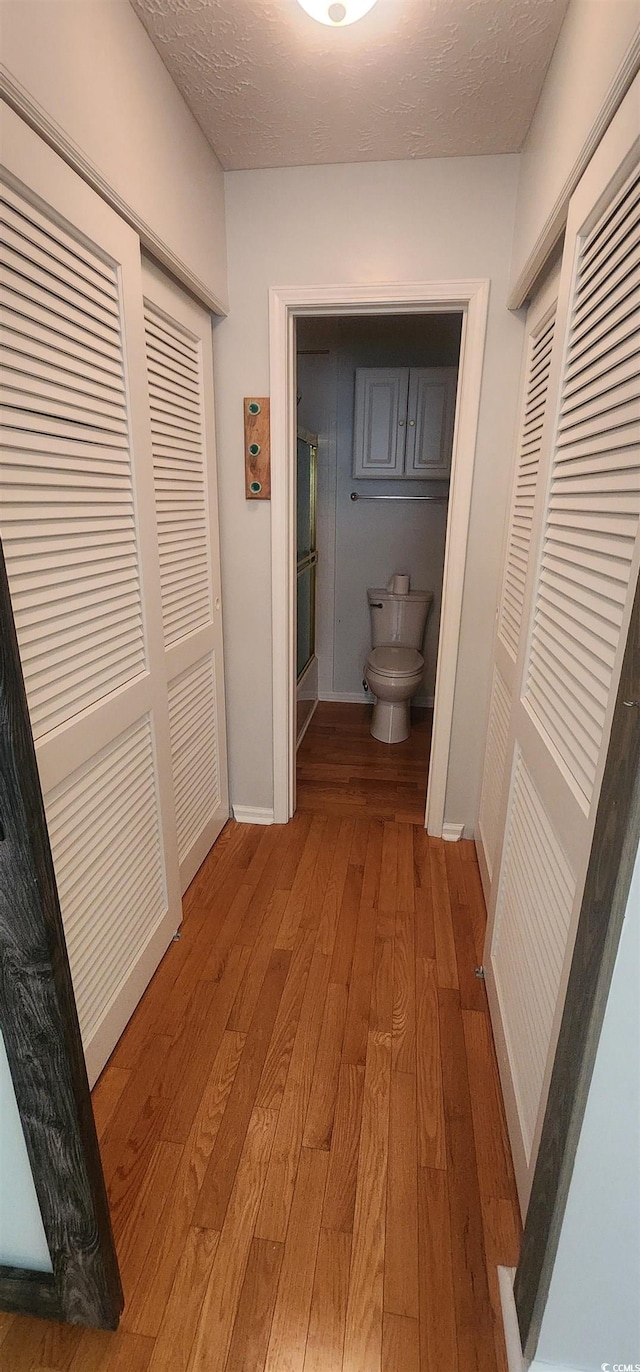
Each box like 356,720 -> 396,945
477,271 -> 559,896
497,312 -> 557,664
0,105 -> 181,1086
483,77 -> 640,1212
142,258 -> 229,892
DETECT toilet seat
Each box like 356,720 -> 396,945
366,645 -> 424,677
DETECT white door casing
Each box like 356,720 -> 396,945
483,75 -> 640,1213
0,106 -> 183,1086
141,258 -> 230,892
269,281 -> 490,833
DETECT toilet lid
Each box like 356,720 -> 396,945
367,645 -> 424,677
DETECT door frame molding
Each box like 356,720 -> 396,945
0,542 -> 123,1329
269,279 -> 490,830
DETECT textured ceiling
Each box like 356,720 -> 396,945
130,0 -> 569,170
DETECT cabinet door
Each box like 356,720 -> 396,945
405,367 -> 457,478
353,367 -> 408,477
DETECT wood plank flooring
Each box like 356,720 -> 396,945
1,703 -> 521,1371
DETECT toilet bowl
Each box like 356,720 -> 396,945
364,645 -> 425,743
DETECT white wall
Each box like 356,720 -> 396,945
0,1030 -> 52,1272
0,0 -> 228,309
531,838 -> 640,1372
510,0 -> 640,300
214,154 -> 523,825
297,315 -> 462,705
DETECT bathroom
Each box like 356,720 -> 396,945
296,312 -> 463,810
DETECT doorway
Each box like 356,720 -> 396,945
268,280 -> 490,832
294,313 -> 463,816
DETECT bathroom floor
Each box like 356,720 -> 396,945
1,703 -> 521,1372
297,701 -> 432,824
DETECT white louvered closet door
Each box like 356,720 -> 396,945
141,258 -> 229,892
477,265 -> 559,896
0,104 -> 181,1086
483,75 -> 640,1213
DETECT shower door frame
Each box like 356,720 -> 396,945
269,280 -> 490,831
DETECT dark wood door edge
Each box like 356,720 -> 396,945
514,571 -> 640,1358
0,1267 -> 62,1321
0,540 -> 123,1328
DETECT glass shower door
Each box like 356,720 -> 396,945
297,432 -> 317,681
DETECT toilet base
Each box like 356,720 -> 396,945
370,699 -> 410,744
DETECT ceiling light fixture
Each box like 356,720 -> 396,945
296,0 -> 378,27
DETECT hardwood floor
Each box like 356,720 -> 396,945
1,703 -> 521,1371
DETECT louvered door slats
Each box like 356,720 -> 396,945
525,164 -> 640,805
498,310 -> 557,659
0,263 -> 121,351
2,326 -> 123,396
1,181 -> 146,740
0,221 -> 119,315
493,754 -> 576,1156
570,291 -> 640,371
1,241 -> 120,333
167,656 -> 219,864
574,227 -> 640,330
144,301 -> 211,648
145,317 -> 200,367
579,171 -> 640,279
1,184 -> 117,287
146,343 -> 199,389
44,716 -> 166,1045
3,355 -> 127,417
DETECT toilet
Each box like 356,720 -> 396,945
364,580 -> 433,744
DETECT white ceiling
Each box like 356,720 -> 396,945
130,0 -> 569,171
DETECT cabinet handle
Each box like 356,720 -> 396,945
408,420 -> 415,426
398,419 -> 405,426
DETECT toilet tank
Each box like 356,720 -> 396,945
367,588 -> 433,649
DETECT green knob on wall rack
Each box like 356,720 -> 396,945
248,401 -> 261,415
250,480 -> 262,494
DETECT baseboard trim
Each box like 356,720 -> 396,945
498,1267 -> 525,1372
442,821 -> 465,842
318,690 -> 435,707
319,690 -> 370,703
232,805 -> 275,826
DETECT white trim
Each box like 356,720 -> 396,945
0,71 -> 227,316
296,698 -> 318,748
442,822 -> 465,842
319,690 -> 370,704
232,805 -> 275,826
270,281 -> 490,833
319,690 -> 435,707
508,28 -> 640,308
498,1267 -> 526,1372
296,655 -> 318,694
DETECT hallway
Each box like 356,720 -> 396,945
0,705 -> 521,1371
